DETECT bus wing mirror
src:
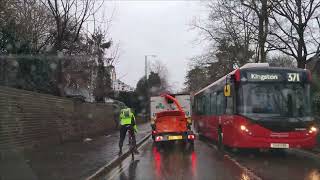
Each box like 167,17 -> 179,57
224,84 -> 231,97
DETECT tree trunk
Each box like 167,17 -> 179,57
297,57 -> 306,68
258,15 -> 265,63
94,51 -> 106,102
296,0 -> 306,69
259,0 -> 268,63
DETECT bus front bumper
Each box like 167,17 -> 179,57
230,133 -> 317,149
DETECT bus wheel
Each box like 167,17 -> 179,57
218,128 -> 224,151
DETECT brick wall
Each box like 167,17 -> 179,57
0,86 -> 115,150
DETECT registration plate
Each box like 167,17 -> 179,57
168,136 -> 183,140
270,143 -> 289,148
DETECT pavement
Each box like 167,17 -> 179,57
0,123 -> 151,180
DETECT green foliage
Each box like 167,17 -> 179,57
135,77 -> 147,99
136,72 -> 162,97
0,19 -> 32,54
184,66 -> 208,92
0,57 -> 58,95
135,72 -> 165,113
148,72 -> 162,92
92,30 -> 113,102
112,91 -> 142,113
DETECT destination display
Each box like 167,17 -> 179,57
244,71 -> 303,82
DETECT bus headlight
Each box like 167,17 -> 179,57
309,126 -> 317,133
240,125 -> 249,132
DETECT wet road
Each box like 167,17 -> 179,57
100,139 -> 258,180
227,148 -> 320,180
100,138 -> 320,180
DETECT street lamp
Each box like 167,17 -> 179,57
145,55 -> 157,80
144,54 -> 157,121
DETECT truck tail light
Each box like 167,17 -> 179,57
152,130 -> 157,135
188,134 -> 195,140
155,136 -> 163,142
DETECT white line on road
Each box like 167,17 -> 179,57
205,142 -> 262,180
106,139 -> 150,179
223,154 -> 262,180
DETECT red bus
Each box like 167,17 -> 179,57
192,63 -> 317,149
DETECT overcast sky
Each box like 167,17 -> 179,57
102,1 -> 208,92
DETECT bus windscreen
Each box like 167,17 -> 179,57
237,82 -> 311,121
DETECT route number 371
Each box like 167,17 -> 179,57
288,73 -> 300,82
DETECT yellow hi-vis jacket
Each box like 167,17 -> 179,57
119,108 -> 138,132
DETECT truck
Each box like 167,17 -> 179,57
150,93 -> 195,147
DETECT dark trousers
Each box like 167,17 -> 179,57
119,125 -> 136,150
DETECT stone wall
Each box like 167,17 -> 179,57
0,86 -> 115,150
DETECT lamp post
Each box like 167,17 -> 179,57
145,55 -> 157,81
144,55 -> 157,121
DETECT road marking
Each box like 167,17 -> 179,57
86,134 -> 150,180
107,159 -> 132,179
223,154 -> 262,180
287,149 -> 320,160
204,142 -> 262,180
105,139 -> 150,179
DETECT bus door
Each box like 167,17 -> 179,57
215,92 -> 225,141
207,92 -> 217,140
195,95 -> 207,135
199,94 -> 209,137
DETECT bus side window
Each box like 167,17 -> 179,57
194,98 -> 198,114
205,94 -> 211,115
197,96 -> 202,115
201,96 -> 205,115
217,92 -> 225,115
226,95 -> 233,114
210,92 -> 217,115
226,85 -> 233,114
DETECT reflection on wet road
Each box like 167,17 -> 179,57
227,148 -> 320,180
101,138 -> 320,180
103,139 -> 256,180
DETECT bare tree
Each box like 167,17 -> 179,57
240,0 -> 272,63
40,0 -> 104,96
40,0 -> 104,52
268,55 -> 297,68
150,60 -> 170,92
0,0 -> 54,54
191,0 -> 257,65
269,0 -> 320,68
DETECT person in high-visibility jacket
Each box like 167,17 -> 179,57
118,107 -> 139,155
